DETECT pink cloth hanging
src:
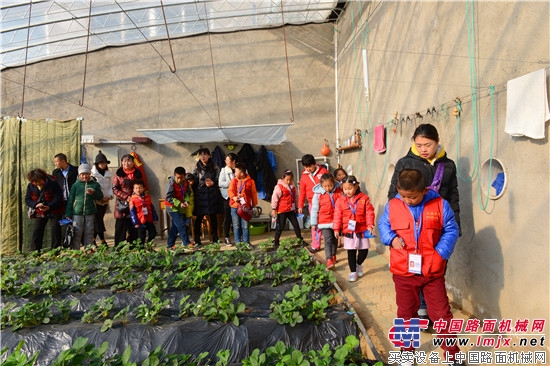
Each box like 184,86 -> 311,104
373,125 -> 386,153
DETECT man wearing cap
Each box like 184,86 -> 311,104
91,150 -> 114,245
65,164 -> 104,249
52,153 -> 79,248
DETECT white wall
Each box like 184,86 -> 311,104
335,1 -> 549,346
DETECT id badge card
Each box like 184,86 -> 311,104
408,253 -> 422,274
239,197 -> 246,205
142,207 -> 148,216
291,203 -> 296,211
347,219 -> 356,231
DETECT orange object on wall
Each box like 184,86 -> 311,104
321,140 -> 331,156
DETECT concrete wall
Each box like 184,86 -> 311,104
334,1 -> 549,347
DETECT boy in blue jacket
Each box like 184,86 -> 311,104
378,169 -> 463,366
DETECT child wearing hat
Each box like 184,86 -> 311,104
65,164 -> 104,250
91,150 -> 113,245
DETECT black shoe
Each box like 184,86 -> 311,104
418,314 -> 430,332
224,237 -> 232,246
244,242 -> 253,250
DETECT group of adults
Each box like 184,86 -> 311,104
25,151 -> 114,251
24,147 -> 237,250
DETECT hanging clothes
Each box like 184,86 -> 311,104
211,145 -> 226,169
373,125 -> 386,153
505,68 -> 550,139
236,143 -> 258,182
255,145 -> 278,201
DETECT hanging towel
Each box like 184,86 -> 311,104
373,125 -> 386,153
504,68 -> 550,139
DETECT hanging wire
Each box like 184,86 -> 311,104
280,1 -> 295,122
160,0 -> 177,73
203,4 -> 222,128
477,86 -> 496,211
455,0 -> 480,183
79,0 -> 93,107
20,0 -> 33,117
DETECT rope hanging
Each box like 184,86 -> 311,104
280,2 -> 295,122
79,0 -> 93,107
477,86 -> 496,211
160,0 -> 176,73
456,0 -> 480,183
203,4 -> 222,128
20,0 -> 33,117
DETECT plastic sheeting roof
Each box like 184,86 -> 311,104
1,0 -> 343,70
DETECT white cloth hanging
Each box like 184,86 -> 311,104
504,68 -> 550,139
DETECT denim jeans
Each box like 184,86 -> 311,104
72,214 -> 95,249
231,207 -> 249,244
167,211 -> 191,247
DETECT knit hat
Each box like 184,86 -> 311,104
94,150 -> 110,164
78,164 -> 92,175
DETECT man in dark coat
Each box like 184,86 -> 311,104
51,153 -> 78,248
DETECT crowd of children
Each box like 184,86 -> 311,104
26,142 -> 464,364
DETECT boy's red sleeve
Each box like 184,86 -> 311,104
227,178 -> 236,200
250,181 -> 258,206
298,174 -> 307,208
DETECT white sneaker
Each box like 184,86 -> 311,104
356,264 -> 363,277
349,272 -> 358,282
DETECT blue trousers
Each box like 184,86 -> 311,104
231,207 -> 249,244
167,211 -> 191,247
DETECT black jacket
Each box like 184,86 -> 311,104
388,148 -> 461,229
192,160 -> 223,215
52,164 -> 78,200
236,144 -> 258,182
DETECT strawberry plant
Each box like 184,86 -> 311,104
270,285 -> 309,326
302,264 -> 336,291
235,262 -> 265,287
10,298 -> 53,330
135,290 -> 169,324
1,340 -> 39,366
82,296 -> 115,324
38,268 -> 71,295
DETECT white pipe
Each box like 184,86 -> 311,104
334,27 -> 340,166
362,49 -> 369,101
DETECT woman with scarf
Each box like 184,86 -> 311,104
112,154 -> 143,246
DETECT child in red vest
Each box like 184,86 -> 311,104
271,169 -> 305,248
298,154 -> 329,251
129,181 -> 158,246
333,176 -> 375,282
228,163 -> 258,249
378,169 -> 462,365
310,173 -> 343,269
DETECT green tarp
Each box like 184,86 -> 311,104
0,117 -> 80,254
